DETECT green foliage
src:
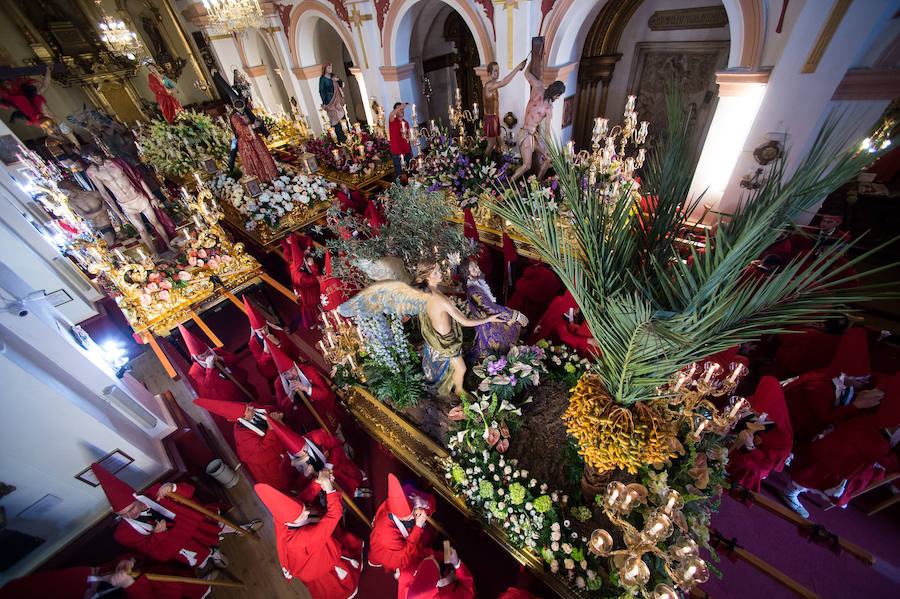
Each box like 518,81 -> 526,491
331,363 -> 361,390
323,183 -> 472,289
361,356 -> 425,410
489,99 -> 899,405
137,111 -> 231,178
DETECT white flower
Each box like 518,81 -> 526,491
504,466 -> 511,475
562,543 -> 571,554
551,541 -> 559,551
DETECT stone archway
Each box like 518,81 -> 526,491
382,0 -> 494,67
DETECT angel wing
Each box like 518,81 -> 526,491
337,280 -> 430,319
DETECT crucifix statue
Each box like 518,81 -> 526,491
348,6 -> 374,69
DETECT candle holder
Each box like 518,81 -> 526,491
589,479 -> 708,597
663,358 -> 749,442
317,309 -> 364,377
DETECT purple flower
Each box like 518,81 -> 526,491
508,375 -> 517,387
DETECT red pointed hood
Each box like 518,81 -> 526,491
194,397 -> 246,421
255,483 -> 304,524
91,462 -> 137,513
502,233 -> 518,264
243,295 -> 268,331
323,251 -> 333,275
387,473 -> 412,517
826,327 -> 870,378
177,323 -> 209,359
748,375 -> 792,435
407,555 -> 441,599
876,371 -> 900,429
268,342 -> 296,374
463,208 -> 479,242
267,415 -> 305,455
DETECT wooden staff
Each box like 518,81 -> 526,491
213,360 -> 259,403
710,529 -> 821,599
163,491 -> 261,543
291,388 -> 372,529
747,490 -> 875,565
127,569 -> 245,588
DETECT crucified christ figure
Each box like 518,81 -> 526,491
510,62 -> 565,183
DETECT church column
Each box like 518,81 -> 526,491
243,64 -> 279,115
687,71 -> 769,215
492,0 -> 534,144
712,0 -> 896,218
293,64 -> 329,135
349,67 -> 374,126
379,63 -> 418,110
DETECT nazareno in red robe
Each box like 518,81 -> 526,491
112,483 -> 222,567
234,418 -> 298,493
249,328 -> 302,382
790,372 -> 900,506
292,428 -> 363,502
148,73 -> 182,123
368,486 -> 437,572
186,348 -> 250,404
275,491 -> 362,599
507,263 -> 562,327
282,233 -> 321,329
397,551 -> 475,599
727,376 -> 794,493
110,557 -> 210,599
274,363 -> 340,433
529,290 -> 596,356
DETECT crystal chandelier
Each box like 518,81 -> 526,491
95,2 -> 143,59
202,0 -> 264,34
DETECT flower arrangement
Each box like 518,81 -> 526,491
211,166 -> 333,230
418,131 -> 515,207
137,111 -> 231,178
471,344 -> 547,402
447,392 -> 531,453
444,447 -> 606,593
122,261 -> 192,306
356,313 -> 425,410
304,131 -> 390,174
537,340 -> 592,387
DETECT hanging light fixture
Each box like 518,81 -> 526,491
202,0 -> 264,34
94,1 -> 144,59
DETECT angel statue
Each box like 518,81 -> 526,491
338,260 -> 502,396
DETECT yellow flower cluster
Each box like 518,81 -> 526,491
563,374 -> 673,474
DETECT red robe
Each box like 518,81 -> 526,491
791,413 -> 899,506
148,73 -> 182,123
185,349 -> 249,404
772,328 -> 845,379
283,235 -> 321,328
274,364 -> 340,432
368,491 -> 436,572
112,483 -> 221,567
727,377 -> 794,493
294,429 -> 363,502
276,491 -> 362,599
235,419 -> 297,492
397,553 -> 475,599
498,589 -> 542,599
529,292 -> 595,356
783,373 -> 861,442
0,567 -> 92,599
249,329 -> 302,382
508,264 -> 561,327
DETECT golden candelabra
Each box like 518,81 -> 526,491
663,360 -> 749,442
317,308 -> 364,375
588,482 -> 707,599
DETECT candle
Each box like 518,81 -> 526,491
180,186 -> 189,199
694,420 -> 707,437
193,214 -> 203,228
648,521 -> 664,535
566,140 -> 574,157
728,397 -> 746,418
626,95 -> 636,111
113,248 -> 126,262
329,127 -> 337,142
607,488 -> 620,507
318,340 -> 326,354
327,331 -> 335,348
358,145 -> 365,159
704,363 -> 720,383
332,149 -> 340,163
348,354 -> 355,370
430,119 -> 436,132
674,374 -> 687,392
400,154 -> 406,169
136,247 -> 147,262
411,104 -> 417,118
727,363 -> 747,384
455,87 -> 461,103
472,102 -> 478,119
663,491 -> 680,514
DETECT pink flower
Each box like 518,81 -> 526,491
187,249 -> 198,257
206,258 -> 219,269
198,249 -> 208,259
188,256 -> 197,266
220,254 -> 232,262
486,427 -> 500,447
176,270 -> 191,281
448,405 -> 466,421
144,282 -> 159,293
140,293 -> 152,306
147,272 -> 162,283
496,438 -> 509,453
157,290 -> 170,301
196,259 -> 204,267
159,280 -> 172,290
